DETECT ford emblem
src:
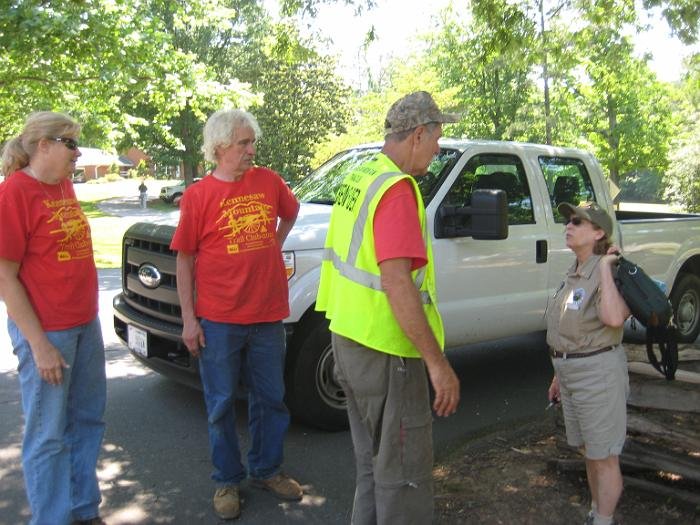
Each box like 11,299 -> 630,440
138,264 -> 162,289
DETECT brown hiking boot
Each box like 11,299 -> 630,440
213,486 -> 240,520
251,473 -> 303,501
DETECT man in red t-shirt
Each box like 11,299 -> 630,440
316,92 -> 461,525
171,109 -> 301,520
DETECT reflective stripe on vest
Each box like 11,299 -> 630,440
323,171 -> 431,304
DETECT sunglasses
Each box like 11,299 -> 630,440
565,216 -> 584,226
52,137 -> 79,151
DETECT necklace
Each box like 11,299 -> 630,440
24,166 -> 66,202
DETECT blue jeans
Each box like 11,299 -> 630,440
9,317 -> 106,525
198,319 -> 290,486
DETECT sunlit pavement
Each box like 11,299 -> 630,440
0,269 -> 356,524
0,270 -> 161,524
0,185 -> 358,524
0,225 -> 555,524
0,283 -> 554,524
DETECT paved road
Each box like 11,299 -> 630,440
0,274 -> 553,524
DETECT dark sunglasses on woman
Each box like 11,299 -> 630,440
565,216 -> 584,226
52,137 -> 79,151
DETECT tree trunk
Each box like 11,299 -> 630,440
606,93 -> 620,184
180,100 -> 197,186
540,0 -> 552,145
182,160 -> 195,185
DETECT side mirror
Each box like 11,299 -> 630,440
435,189 -> 508,240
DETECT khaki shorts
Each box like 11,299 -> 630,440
552,346 -> 629,460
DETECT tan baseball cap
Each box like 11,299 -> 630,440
384,91 -> 459,135
558,201 -> 613,238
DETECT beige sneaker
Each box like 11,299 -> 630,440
213,486 -> 240,520
251,473 -> 303,501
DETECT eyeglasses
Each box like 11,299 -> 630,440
52,137 -> 79,151
565,216 -> 584,226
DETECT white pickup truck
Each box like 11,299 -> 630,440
113,139 -> 700,430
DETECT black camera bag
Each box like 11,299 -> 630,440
613,256 -> 677,380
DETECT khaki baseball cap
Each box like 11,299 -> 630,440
384,91 -> 459,135
558,201 -> 613,238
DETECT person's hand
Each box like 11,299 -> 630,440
31,340 -> 68,385
426,357 -> 460,417
548,375 -> 560,404
182,318 -> 205,357
601,245 -> 622,266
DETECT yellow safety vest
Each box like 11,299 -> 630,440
316,153 -> 444,358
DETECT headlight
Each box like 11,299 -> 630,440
282,251 -> 295,280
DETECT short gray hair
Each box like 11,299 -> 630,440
385,121 -> 440,143
202,109 -> 262,163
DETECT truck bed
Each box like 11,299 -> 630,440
617,209 -> 700,286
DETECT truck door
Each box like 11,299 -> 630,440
430,151 -> 550,346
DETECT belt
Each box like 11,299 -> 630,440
549,345 -> 615,359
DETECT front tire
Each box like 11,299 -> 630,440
285,315 -> 348,431
670,273 -> 700,343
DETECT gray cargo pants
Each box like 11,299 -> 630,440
332,333 -> 434,525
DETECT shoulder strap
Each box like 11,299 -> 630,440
645,325 -> 678,381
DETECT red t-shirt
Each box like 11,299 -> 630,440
170,168 -> 299,324
373,179 -> 427,270
0,171 -> 98,330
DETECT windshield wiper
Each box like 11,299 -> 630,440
305,198 -> 335,205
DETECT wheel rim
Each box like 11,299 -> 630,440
676,287 -> 699,337
315,344 -> 346,410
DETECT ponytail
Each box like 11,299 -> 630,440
1,136 -> 30,177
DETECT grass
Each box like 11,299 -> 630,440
90,216 -> 129,268
77,180 -> 178,268
86,198 -> 177,268
144,198 -> 174,212
78,199 -> 127,269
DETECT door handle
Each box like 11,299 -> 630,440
536,240 -> 547,263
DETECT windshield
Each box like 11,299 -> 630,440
294,146 -> 461,205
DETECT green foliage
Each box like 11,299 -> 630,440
642,0 -> 700,44
1,0 -> 354,185
127,159 -> 150,179
238,23 -> 352,182
313,55 -> 459,167
681,53 -> 700,110
114,0 -> 264,181
428,1 -> 538,141
570,6 -> 677,183
107,163 -> 120,176
276,0 -> 374,17
0,0 -> 204,148
116,2 -> 352,183
618,170 -> 664,202
419,0 -> 678,186
3,0 -> 697,194
664,119 -> 700,211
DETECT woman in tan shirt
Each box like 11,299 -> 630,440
546,202 -> 630,525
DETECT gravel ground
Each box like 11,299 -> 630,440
435,346 -> 700,525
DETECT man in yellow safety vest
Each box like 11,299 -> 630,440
316,91 -> 461,525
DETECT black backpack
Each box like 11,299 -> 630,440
613,256 -> 678,380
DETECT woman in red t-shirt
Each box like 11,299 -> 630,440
0,112 -> 107,525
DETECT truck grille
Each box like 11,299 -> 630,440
121,224 -> 182,325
